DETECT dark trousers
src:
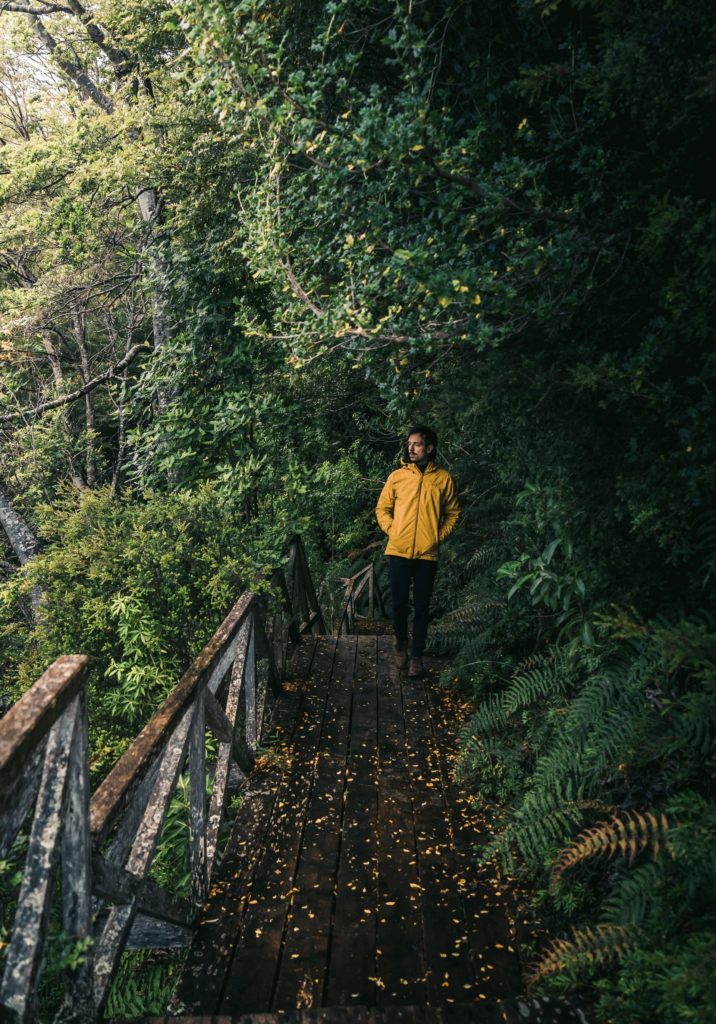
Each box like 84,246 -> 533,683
388,555 -> 438,658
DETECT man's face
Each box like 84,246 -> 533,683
407,432 -> 433,464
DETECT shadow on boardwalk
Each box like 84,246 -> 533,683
169,633 -> 525,1017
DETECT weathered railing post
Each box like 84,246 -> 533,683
335,563 -> 384,636
0,656 -> 90,1024
61,688 -> 94,1021
0,533 -> 325,1020
188,690 -> 208,906
244,613 -> 258,755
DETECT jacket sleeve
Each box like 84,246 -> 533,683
375,476 -> 395,535
438,474 -> 461,543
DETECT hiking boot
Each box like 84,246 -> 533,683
393,645 -> 408,669
408,657 -> 425,678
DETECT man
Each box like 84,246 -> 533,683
375,425 -> 460,677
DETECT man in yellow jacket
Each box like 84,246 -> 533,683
375,425 -> 460,677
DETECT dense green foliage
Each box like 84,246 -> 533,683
1,0 -> 714,1020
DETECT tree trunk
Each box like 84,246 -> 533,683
137,188 -> 173,353
27,14 -> 174,357
72,310 -> 96,487
0,481 -> 37,565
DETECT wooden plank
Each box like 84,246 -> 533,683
254,613 -> 283,696
325,635 -> 379,1008
404,735 -> 476,1003
244,620 -> 258,755
270,751 -> 345,1011
93,700 -> 196,1012
228,617 -> 255,774
171,767 -> 284,1014
101,754 -> 163,870
284,541 -> 298,600
271,638 -> 356,1009
204,690 -> 234,744
292,541 -> 312,630
374,636 -> 428,1006
92,903 -> 134,1015
124,915 -> 193,950
0,655 -> 88,790
61,690 -> 94,1022
254,633 -> 271,745
219,639 -> 338,1015
337,586 -> 352,637
270,567 -> 300,656
189,693 -> 208,905
317,638 -> 356,756
399,672 -> 476,1003
0,697 -> 79,1023
205,624 -> 255,882
423,678 -> 522,999
173,664 -> 312,1013
288,636 -> 317,683
91,592 -> 256,844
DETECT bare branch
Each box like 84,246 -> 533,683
0,342 -> 151,421
281,259 -> 324,317
0,3 -> 74,13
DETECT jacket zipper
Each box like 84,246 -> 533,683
410,473 -> 424,559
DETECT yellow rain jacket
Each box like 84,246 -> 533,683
375,461 -> 460,562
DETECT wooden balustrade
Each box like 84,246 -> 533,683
335,562 -> 387,636
0,535 -> 323,1023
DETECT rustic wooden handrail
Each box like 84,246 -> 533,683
0,535 -> 323,1023
335,561 -> 386,636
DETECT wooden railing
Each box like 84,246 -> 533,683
0,535 -> 323,1023
335,562 -> 387,636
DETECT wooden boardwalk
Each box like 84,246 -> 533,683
171,634 -> 523,1017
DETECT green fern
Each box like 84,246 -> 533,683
105,951 -> 182,1017
503,647 -> 575,713
601,862 -> 663,927
464,541 -> 505,571
429,600 -> 506,653
481,799 -> 602,871
463,693 -> 509,737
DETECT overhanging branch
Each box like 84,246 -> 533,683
0,3 -> 74,13
0,342 -> 151,422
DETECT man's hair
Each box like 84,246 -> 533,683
404,424 -> 438,462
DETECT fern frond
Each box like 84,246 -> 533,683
466,693 -> 509,737
552,810 -> 673,884
514,802 -> 584,865
602,861 -> 662,926
464,541 -> 504,571
436,601 -> 504,626
530,670 -> 645,803
528,924 -> 641,986
664,694 -> 715,759
430,601 -> 505,644
503,666 -> 568,712
485,799 -> 594,869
